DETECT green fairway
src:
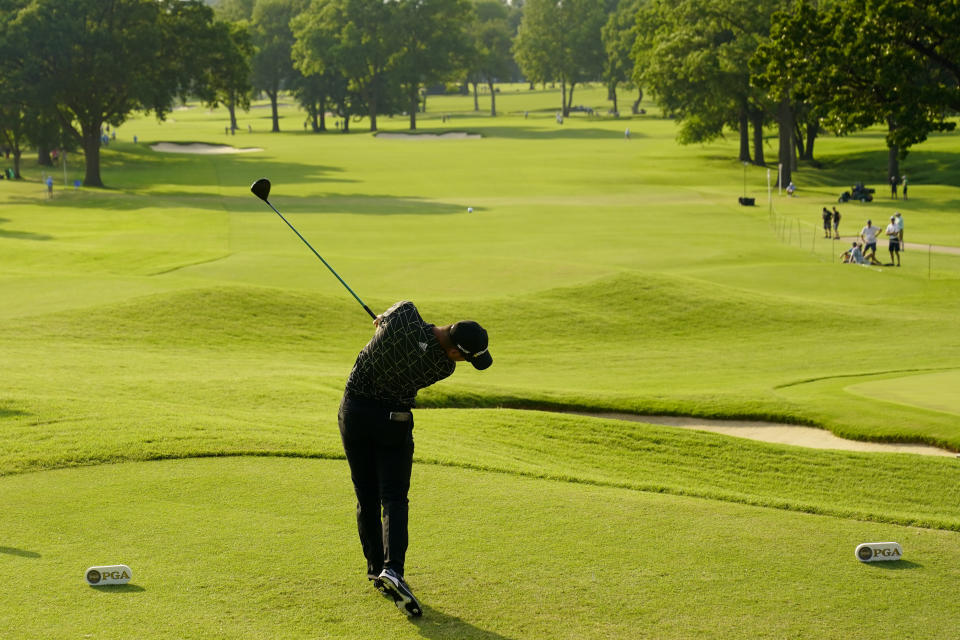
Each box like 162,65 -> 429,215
1,85 -> 959,638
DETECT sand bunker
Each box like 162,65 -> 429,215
375,132 -> 481,140
568,411 -> 956,457
151,142 -> 262,154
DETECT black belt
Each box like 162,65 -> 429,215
343,391 -> 414,415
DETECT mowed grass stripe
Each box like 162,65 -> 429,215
0,457 -> 957,640
1,388 -> 958,531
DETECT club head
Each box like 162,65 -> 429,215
250,178 -> 271,202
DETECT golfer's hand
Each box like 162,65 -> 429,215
374,315 -> 384,328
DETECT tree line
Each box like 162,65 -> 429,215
2,0 -> 958,188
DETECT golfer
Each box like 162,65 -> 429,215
339,300 -> 492,616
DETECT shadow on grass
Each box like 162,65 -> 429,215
781,149 -> 960,189
5,188 -> 467,216
411,604 -> 516,640
866,560 -> 923,571
90,583 -> 146,593
60,142 -> 355,190
0,407 -> 30,419
0,228 -> 53,241
0,547 -> 41,558
0,217 -> 53,241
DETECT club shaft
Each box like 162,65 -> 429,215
264,199 -> 375,320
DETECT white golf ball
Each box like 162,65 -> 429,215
467,207 -> 474,213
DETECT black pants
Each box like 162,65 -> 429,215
338,394 -> 414,577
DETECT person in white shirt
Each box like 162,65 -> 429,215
895,212 -> 904,250
860,219 -> 882,262
885,216 -> 901,266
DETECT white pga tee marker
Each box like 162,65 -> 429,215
855,542 -> 902,563
85,565 -> 132,586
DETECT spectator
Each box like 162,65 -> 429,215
901,175 -> 908,200
885,216 -> 901,266
821,208 -> 832,238
786,181 -> 796,196
895,212 -> 904,251
842,242 -> 866,264
860,219 -> 883,262
832,206 -> 841,239
890,174 -> 898,199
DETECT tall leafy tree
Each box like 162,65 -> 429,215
292,4 -> 354,132
215,0 -> 257,21
754,0 -> 957,181
514,0 -> 606,116
207,21 -> 254,133
466,0 -> 514,116
633,0 -> 778,165
601,0 -> 644,116
294,0 -> 400,132
3,0 -> 228,187
394,0 -> 471,130
250,0 -> 308,133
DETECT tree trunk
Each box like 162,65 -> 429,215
793,121 -> 806,159
318,97 -> 327,132
888,143 -> 900,183
228,97 -> 238,132
777,97 -> 793,188
561,80 -> 568,117
472,82 -> 479,111
738,108 -> 750,163
37,144 -> 53,167
13,149 -> 22,179
804,120 -> 818,163
408,86 -> 418,130
81,124 -> 104,187
268,89 -> 280,132
609,81 -> 619,115
487,79 -> 497,116
632,88 -> 643,114
750,108 -> 765,165
567,82 -> 577,113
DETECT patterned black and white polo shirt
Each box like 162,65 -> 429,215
344,301 -> 455,407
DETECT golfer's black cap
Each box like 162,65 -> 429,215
449,321 -> 492,370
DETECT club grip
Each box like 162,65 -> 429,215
362,305 -> 376,320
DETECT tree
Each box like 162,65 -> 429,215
3,0 -> 229,187
601,0 -> 643,116
294,0 -> 400,132
467,0 -> 515,116
292,4 -> 354,132
215,0 -> 257,22
515,0 -> 607,116
874,0 -> 960,104
754,0 -> 957,181
0,102 -> 27,179
633,0 -> 778,165
394,0 -> 471,130
250,0 -> 308,133
206,21 -> 254,134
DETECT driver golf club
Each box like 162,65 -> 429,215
250,178 -> 375,320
